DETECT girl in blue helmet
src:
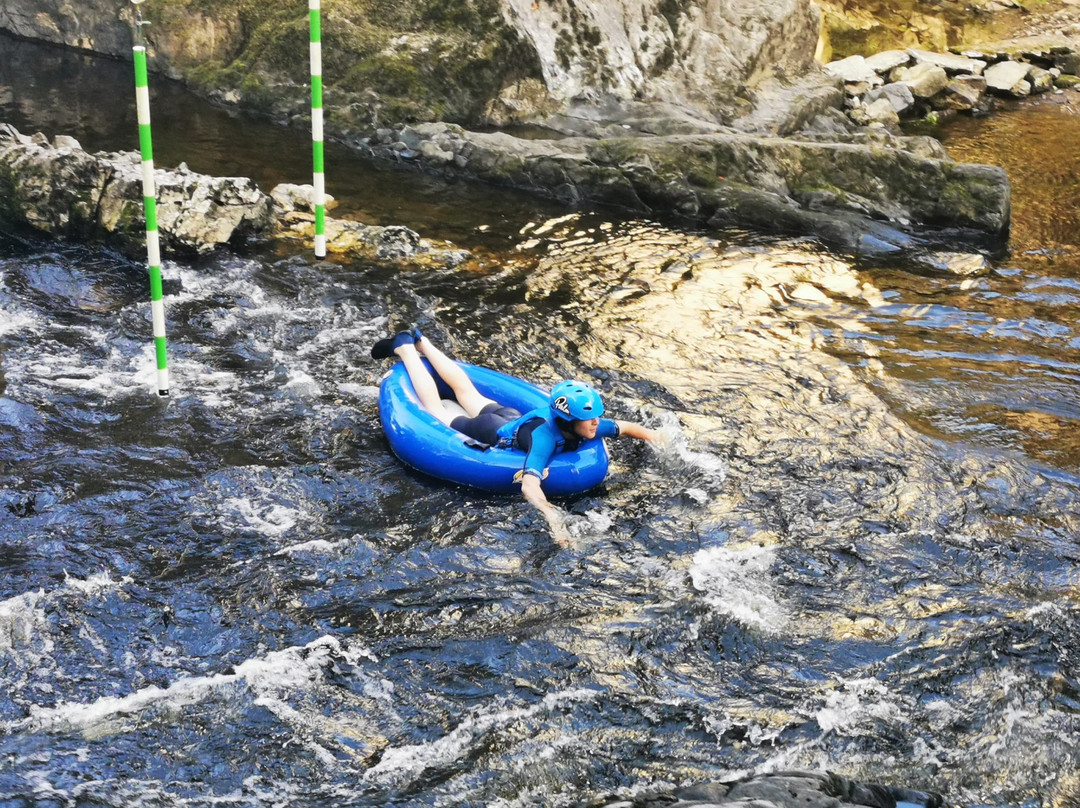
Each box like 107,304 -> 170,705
372,328 -> 660,545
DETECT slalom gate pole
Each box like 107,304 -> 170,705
309,0 -> 327,258
131,1 -> 169,396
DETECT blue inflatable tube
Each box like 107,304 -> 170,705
378,360 -> 610,495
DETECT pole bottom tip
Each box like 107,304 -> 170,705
158,389 -> 170,397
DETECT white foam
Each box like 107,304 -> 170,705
0,589 -> 47,652
284,369 -> 322,398
274,538 -> 346,557
688,544 -> 786,634
652,411 -> 727,482
62,570 -> 132,596
363,678 -> 396,702
0,306 -> 38,337
181,367 -> 242,408
567,506 -> 615,540
220,496 -> 300,537
336,382 -> 379,399
815,678 -> 903,735
1,573 -> 129,655
1025,601 -> 1061,618
297,319 -> 381,356
169,262 -> 262,308
16,635 -> 372,736
366,688 -> 598,785
18,336 -> 150,398
252,696 -> 339,767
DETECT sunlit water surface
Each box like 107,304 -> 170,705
1,34 -> 1079,808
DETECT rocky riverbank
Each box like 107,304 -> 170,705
0,123 -> 469,265
0,0 -> 1023,257
826,34 -> 1080,127
0,113 -> 1011,262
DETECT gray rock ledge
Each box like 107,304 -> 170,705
360,121 -> 1010,256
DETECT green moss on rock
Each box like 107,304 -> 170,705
144,0 -> 544,129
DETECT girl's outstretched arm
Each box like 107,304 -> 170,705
520,473 -> 571,546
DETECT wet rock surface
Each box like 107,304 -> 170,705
586,770 -> 942,808
359,121 -> 1009,256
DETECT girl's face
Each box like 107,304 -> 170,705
571,417 -> 600,440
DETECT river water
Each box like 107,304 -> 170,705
1,35 -> 1078,808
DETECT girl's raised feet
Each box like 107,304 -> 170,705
370,330 -> 417,359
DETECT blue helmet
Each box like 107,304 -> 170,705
549,380 -> 605,422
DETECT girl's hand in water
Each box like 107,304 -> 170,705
544,506 -> 573,547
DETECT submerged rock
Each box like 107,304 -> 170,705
912,250 -> 990,276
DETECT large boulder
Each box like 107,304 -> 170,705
366,121 -> 1011,249
0,124 -> 273,253
0,0 -> 827,132
895,62 -> 951,97
984,60 -> 1032,95
908,48 -> 987,75
864,50 -> 911,74
932,75 -> 989,110
864,82 -> 917,115
504,0 -> 824,124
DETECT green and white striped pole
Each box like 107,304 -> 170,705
132,0 -> 169,396
309,0 -> 327,258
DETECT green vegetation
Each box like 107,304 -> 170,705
145,0 -> 543,128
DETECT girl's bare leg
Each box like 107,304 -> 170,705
414,334 -> 497,417
393,343 -> 455,425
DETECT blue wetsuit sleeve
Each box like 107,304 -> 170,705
597,418 -> 620,439
522,423 -> 557,479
